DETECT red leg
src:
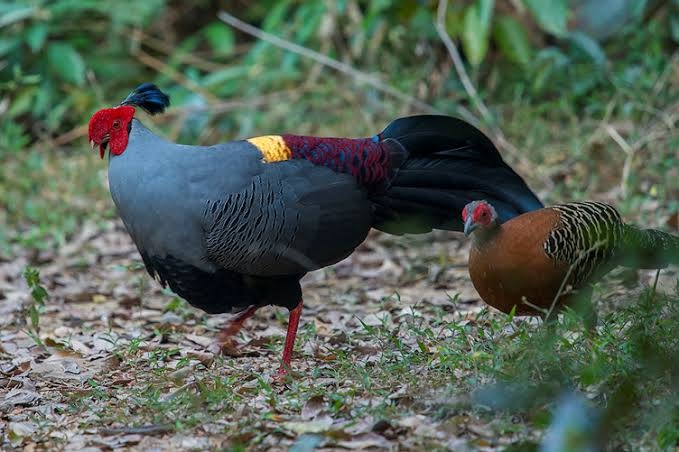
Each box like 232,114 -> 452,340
212,305 -> 259,354
277,300 -> 303,375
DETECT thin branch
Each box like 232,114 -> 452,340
435,0 -> 530,168
53,124 -> 88,146
652,50 -> 678,96
132,48 -> 221,105
435,0 -> 495,127
100,424 -> 173,436
605,124 -> 633,154
140,32 -> 227,73
605,124 -> 634,198
217,11 -> 466,118
521,298 -> 549,316
650,269 -> 661,304
50,92 -> 296,146
508,0 -> 526,14
163,91 -> 298,117
545,239 -> 607,322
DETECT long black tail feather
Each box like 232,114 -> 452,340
371,115 -> 543,234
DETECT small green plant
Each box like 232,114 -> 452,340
163,297 -> 192,319
22,266 -> 48,337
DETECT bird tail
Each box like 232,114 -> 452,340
370,115 -> 543,234
621,225 -> 679,268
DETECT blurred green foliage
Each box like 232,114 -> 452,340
0,0 -> 676,253
0,0 -> 166,148
469,280 -> 679,449
1,0 -> 676,149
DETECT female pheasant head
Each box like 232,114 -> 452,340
87,83 -> 170,159
462,200 -> 499,237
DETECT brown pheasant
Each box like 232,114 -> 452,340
462,200 -> 679,323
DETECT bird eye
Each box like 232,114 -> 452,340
112,119 -> 121,130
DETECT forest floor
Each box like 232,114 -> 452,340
1,59 -> 678,450
2,211 -> 678,450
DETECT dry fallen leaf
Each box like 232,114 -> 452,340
1,388 -> 42,410
8,421 -> 38,445
301,394 -> 326,420
281,415 -> 334,435
336,432 -> 392,449
3,197 -> 665,450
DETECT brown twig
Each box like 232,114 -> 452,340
53,124 -> 89,146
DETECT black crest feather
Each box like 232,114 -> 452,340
120,83 -> 170,115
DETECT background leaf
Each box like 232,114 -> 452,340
567,31 -> 607,66
461,0 -> 495,66
24,23 -> 48,53
523,0 -> 569,36
671,3 -> 679,43
47,42 -> 85,85
0,37 -> 19,57
203,22 -> 235,56
0,4 -> 36,28
493,15 -> 533,66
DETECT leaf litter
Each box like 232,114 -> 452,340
1,218 -> 675,450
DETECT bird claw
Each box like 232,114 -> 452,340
271,366 -> 293,385
208,306 -> 260,357
208,338 -> 242,356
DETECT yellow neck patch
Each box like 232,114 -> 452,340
246,135 -> 292,162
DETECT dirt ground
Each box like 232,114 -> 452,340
3,209 -> 677,451
3,217 -> 517,450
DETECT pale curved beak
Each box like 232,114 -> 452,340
463,217 -> 477,237
90,135 -> 109,159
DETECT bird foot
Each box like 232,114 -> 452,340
208,337 -> 242,356
271,365 -> 294,385
208,305 -> 260,356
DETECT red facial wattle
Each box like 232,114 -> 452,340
87,106 -> 135,159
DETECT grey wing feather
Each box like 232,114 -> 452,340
203,160 -> 372,276
109,121 -> 268,273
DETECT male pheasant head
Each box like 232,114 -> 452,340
87,83 -> 170,159
462,200 -> 499,237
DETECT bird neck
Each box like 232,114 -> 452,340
470,223 -> 501,249
110,119 -> 168,161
